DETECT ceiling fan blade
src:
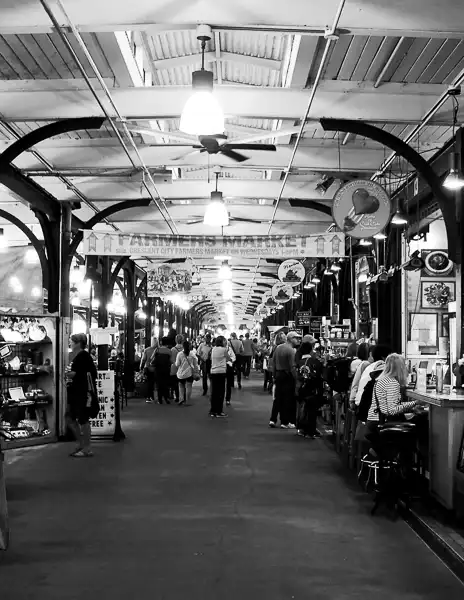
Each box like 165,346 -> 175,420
185,219 -> 204,225
122,125 -> 196,144
171,149 -> 204,161
220,148 -> 248,163
230,217 -> 265,223
225,144 -> 276,151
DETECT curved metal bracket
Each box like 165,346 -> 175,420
0,208 -> 49,289
320,118 -> 458,262
288,199 -> 332,215
135,274 -> 147,305
109,258 -> 130,291
0,118 -> 106,167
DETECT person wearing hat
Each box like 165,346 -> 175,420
269,331 -> 301,429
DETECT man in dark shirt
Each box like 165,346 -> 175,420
66,333 -> 97,457
269,331 -> 301,428
242,333 -> 254,378
154,337 -> 172,404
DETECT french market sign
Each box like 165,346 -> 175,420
82,231 -> 345,259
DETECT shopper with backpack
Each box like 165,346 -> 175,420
295,341 -> 324,438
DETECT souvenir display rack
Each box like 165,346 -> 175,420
0,315 -> 58,449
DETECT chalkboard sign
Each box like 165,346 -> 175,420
296,311 -> 311,327
458,426 -> 464,473
309,317 -> 323,334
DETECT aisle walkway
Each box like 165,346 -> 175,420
1,377 -> 463,599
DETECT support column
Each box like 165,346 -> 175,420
456,128 -> 464,387
124,262 -> 136,393
96,257 -> 111,370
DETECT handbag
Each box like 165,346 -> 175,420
187,356 -> 201,381
86,372 -> 100,419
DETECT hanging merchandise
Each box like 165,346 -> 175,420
332,180 -> 391,239
147,264 -> 192,298
277,259 -> 306,287
271,282 -> 293,304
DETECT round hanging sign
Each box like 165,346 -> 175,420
277,259 -> 305,286
272,282 -> 293,304
332,180 -> 391,239
422,250 -> 454,277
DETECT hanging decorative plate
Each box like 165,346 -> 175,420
332,180 -> 391,239
271,282 -> 293,303
277,260 -> 305,286
421,250 -> 454,277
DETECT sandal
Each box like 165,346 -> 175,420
71,450 -> 94,458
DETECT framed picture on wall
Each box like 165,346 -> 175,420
421,250 -> 455,277
409,312 -> 438,348
421,281 -> 455,309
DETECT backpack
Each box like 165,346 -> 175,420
298,358 -> 320,397
355,370 -> 382,421
325,357 -> 353,393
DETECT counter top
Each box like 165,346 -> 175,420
406,389 -> 464,408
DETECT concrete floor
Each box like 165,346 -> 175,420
1,377 -> 463,599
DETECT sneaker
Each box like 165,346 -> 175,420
145,399 -> 153,404
269,421 -> 276,428
287,424 -> 296,429
297,429 -> 305,437
209,412 -> 216,418
226,401 -> 231,406
216,413 -> 228,418
280,424 -> 289,429
310,431 -> 322,439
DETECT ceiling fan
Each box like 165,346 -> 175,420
172,135 -> 277,163
185,215 -> 264,226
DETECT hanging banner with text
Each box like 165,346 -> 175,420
91,370 -> 116,438
82,231 -> 345,259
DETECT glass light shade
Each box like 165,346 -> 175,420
218,263 -> 232,280
204,195 -> 229,227
31,286 -> 41,298
330,263 -> 341,271
443,171 -> 464,190
359,238 -> 372,246
180,91 -> 224,135
70,265 -> 84,285
323,269 -> 333,276
373,231 -> 387,240
391,211 -> 408,225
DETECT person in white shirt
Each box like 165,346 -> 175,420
349,342 -> 371,407
197,334 -> 213,396
210,336 -> 235,418
175,341 -> 199,406
354,345 -> 391,406
229,332 -> 244,389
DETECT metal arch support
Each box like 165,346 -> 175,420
69,199 -> 152,259
0,208 -> 49,289
115,278 -> 127,301
109,258 -> 131,292
135,274 -> 147,305
0,118 -> 105,167
288,199 -> 332,216
320,118 -> 458,262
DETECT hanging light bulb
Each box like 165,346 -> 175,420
312,276 -> 321,284
391,198 -> 408,225
331,262 -> 342,271
204,190 -> 229,227
373,231 -> 387,240
218,261 -> 232,280
443,153 -> 464,190
359,238 -> 373,246
24,248 -> 39,265
179,25 -> 224,136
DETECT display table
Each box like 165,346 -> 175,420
406,390 -> 464,513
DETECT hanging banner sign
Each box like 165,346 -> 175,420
91,370 -> 116,438
272,282 -> 293,304
332,180 -> 391,239
278,259 -> 305,286
82,231 -> 344,258
147,264 -> 192,298
296,310 -> 311,327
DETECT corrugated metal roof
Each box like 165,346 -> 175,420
0,33 -> 115,80
320,34 -> 464,84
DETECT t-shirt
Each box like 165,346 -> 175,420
242,339 -> 254,356
230,339 -> 244,356
198,343 -> 213,362
211,346 -> 235,374
273,343 -> 296,377
154,346 -> 172,375
69,350 -> 97,404
176,351 -> 199,380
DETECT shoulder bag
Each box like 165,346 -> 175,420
186,356 -> 201,381
86,372 -> 100,418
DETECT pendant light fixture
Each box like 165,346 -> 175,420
443,153 -> 464,190
218,260 -> 232,280
391,208 -> 408,225
359,238 -> 373,246
179,25 -> 224,136
204,171 -> 229,227
373,231 -> 387,240
330,261 -> 342,271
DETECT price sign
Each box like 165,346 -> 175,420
309,317 -> 323,334
91,370 -> 116,438
296,311 -> 311,327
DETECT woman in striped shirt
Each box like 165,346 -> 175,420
367,353 -> 418,424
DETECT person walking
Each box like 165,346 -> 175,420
170,334 -> 184,403
295,341 -> 323,438
198,334 -> 213,396
229,332 -> 244,389
66,333 -> 98,458
225,339 -> 237,407
269,331 -> 301,429
242,333 -> 254,378
210,336 -> 235,418
154,337 -> 172,404
175,340 -> 199,406
140,337 -> 159,403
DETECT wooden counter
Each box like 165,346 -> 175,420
406,389 -> 464,512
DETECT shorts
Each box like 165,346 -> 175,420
178,376 -> 194,384
67,401 -> 90,425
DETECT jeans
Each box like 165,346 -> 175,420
270,371 -> 295,425
296,394 -> 319,435
243,356 -> 252,377
170,375 -> 179,402
210,373 -> 226,415
235,356 -> 242,386
263,370 -> 273,390
156,373 -> 170,403
202,359 -> 211,393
